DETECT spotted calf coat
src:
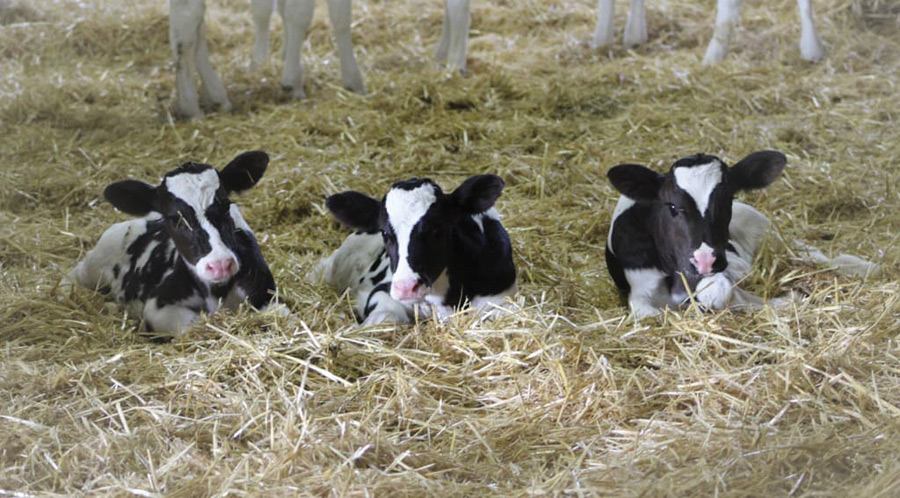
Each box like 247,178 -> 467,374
312,175 -> 517,326
68,151 -> 280,334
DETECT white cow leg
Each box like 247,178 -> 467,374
435,0 -> 470,73
169,0 -> 204,119
196,24 -> 232,112
694,272 -> 734,310
797,0 -> 825,61
143,299 -> 199,334
592,0 -> 616,48
327,0 -> 366,94
250,0 -> 275,71
625,268 -> 667,319
282,0 -> 316,99
623,0 -> 647,47
703,0 -> 742,65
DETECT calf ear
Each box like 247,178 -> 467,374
326,191 -> 384,232
104,180 -> 157,216
219,150 -> 269,193
607,164 -> 663,201
730,150 -> 786,191
451,175 -> 505,214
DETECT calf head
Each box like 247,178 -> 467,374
103,151 -> 269,284
608,150 -> 785,283
326,175 -> 505,303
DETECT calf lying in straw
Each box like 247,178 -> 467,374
67,151 -> 283,334
606,151 -> 879,318
312,175 -> 517,326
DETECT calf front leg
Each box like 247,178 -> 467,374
327,0 -> 366,94
282,0 -> 316,99
143,298 -> 199,334
694,272 -> 734,310
624,268 -> 668,319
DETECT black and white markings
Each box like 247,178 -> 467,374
67,151 -> 282,335
605,150 -> 787,318
312,175 -> 517,326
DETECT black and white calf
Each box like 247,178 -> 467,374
311,175 -> 517,325
67,151 -> 281,333
605,151 -> 786,318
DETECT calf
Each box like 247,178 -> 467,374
605,151 -> 786,318
170,0 -> 365,119
67,151 -> 281,333
592,0 -> 826,64
311,175 -> 517,325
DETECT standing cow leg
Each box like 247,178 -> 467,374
282,0 -> 315,99
327,0 -> 366,94
592,0 -> 616,48
434,0 -> 470,73
195,23 -> 232,113
169,0 -> 205,119
797,0 -> 825,61
250,0 -> 275,71
623,0 -> 647,47
703,0 -> 742,64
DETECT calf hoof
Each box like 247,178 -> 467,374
174,103 -> 204,121
281,84 -> 306,100
342,77 -> 367,96
695,273 -> 734,311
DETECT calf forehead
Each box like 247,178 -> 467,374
385,183 -> 439,230
164,167 -> 220,213
672,159 -> 724,215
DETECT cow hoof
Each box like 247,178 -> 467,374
281,85 -> 306,100
695,273 -> 734,310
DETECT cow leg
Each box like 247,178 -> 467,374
195,22 -> 232,112
797,0 -> 825,61
282,0 -> 316,99
435,0 -> 470,73
592,0 -> 615,48
327,0 -> 366,94
623,0 -> 647,47
169,0 -> 205,119
624,268 -> 668,318
703,0 -> 742,65
250,0 -> 275,71
143,298 -> 199,334
360,290 -> 411,326
694,272 -> 735,310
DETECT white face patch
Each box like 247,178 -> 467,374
673,160 -> 723,216
385,184 -> 438,284
165,169 -> 239,283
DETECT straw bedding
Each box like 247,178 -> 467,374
1,0 -> 898,495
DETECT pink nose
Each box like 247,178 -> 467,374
691,251 -> 716,275
391,279 -> 423,301
205,259 -> 237,280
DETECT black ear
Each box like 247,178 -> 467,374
104,180 -> 157,216
325,191 -> 384,232
219,150 -> 269,193
607,164 -> 663,201
451,175 -> 505,214
729,150 -> 786,191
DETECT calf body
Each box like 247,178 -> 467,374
68,151 -> 279,333
606,151 -> 786,318
592,0 -> 825,64
313,175 -> 517,326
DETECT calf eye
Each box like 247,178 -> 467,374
667,203 -> 679,217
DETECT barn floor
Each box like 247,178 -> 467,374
2,0 -> 899,495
